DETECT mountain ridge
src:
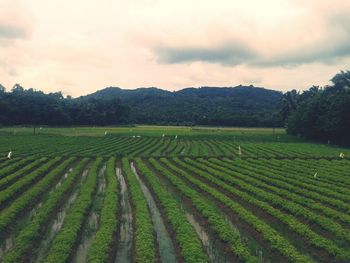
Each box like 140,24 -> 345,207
78,85 -> 283,126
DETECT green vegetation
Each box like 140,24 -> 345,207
0,84 -> 282,127
0,126 -> 349,263
45,158 -> 103,263
135,158 -> 209,263
122,158 -> 156,263
87,157 -> 119,263
283,70 -> 350,146
2,158 -> 89,263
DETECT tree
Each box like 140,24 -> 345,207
330,70 -> 350,90
286,71 -> 350,146
280,89 -> 299,122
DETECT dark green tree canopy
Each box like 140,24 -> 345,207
0,84 -> 283,127
286,71 -> 350,146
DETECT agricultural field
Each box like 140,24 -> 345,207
0,126 -> 349,263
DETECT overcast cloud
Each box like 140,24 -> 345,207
0,0 -> 349,96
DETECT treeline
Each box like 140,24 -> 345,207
282,71 -> 350,146
0,84 -> 129,126
0,84 -> 283,128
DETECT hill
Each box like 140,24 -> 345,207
81,85 -> 283,126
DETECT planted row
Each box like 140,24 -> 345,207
0,157 -> 47,189
122,158 -> 156,263
0,157 -> 62,209
2,158 -> 89,263
0,156 -> 35,180
179,158 -> 350,260
0,157 -> 76,235
224,158 -> 350,213
87,157 -> 119,263
199,158 -> 350,246
166,158 -> 312,263
209,158 -> 350,226
135,158 -> 209,263
147,158 -> 258,263
247,158 -> 350,202
45,158 -> 103,263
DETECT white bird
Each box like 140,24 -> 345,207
162,133 -> 165,138
314,172 -> 318,178
7,151 -> 12,159
104,131 -> 108,135
136,135 -> 141,138
132,135 -> 136,138
238,145 -> 242,156
339,152 -> 345,159
175,135 -> 178,140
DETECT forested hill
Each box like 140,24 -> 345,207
0,84 -> 283,127
81,85 -> 283,126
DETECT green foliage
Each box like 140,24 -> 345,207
147,158 -> 256,263
0,157 -> 73,235
169,157 -> 313,263
87,157 -> 119,263
0,86 -> 129,126
122,158 -> 156,263
0,156 -> 36,180
0,157 -> 62,208
45,158 -> 103,263
2,158 -> 89,263
286,71 -> 350,146
0,85 -> 282,127
87,85 -> 283,126
0,157 -> 47,189
193,158 -> 350,252
135,158 -> 209,263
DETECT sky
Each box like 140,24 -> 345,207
1,0 -> 350,97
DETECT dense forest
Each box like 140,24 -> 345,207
282,71 -> 350,146
0,84 -> 282,127
84,85 -> 283,126
0,84 -> 129,126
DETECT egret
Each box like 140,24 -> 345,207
339,152 -> 345,159
162,134 -> 165,138
105,131 -> 108,136
238,145 -> 242,156
175,135 -> 178,140
7,151 -> 12,159
314,172 -> 317,178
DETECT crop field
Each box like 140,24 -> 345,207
0,126 -> 349,263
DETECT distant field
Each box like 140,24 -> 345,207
0,125 -> 286,137
0,126 -> 349,262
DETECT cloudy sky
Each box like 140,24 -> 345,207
1,0 -> 350,97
